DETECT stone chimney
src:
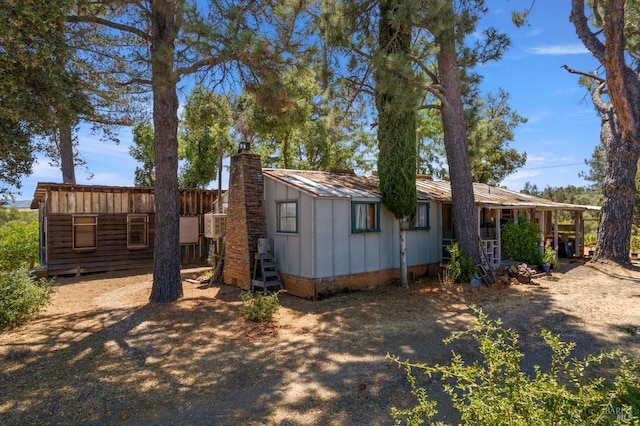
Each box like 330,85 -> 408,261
223,148 -> 267,287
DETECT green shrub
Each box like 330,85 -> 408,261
240,290 -> 283,322
0,271 -> 52,330
631,233 -> 640,252
447,242 -> 476,283
542,246 -> 560,269
0,207 -> 37,226
501,216 -> 542,265
0,220 -> 39,271
584,232 -> 597,247
390,306 -> 640,426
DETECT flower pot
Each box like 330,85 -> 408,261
540,264 -> 550,273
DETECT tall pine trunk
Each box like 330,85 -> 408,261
594,107 -> 637,263
435,10 -> 480,263
570,0 -> 640,265
149,0 -> 182,302
59,123 -> 76,184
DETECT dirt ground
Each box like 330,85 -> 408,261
1,258 -> 639,425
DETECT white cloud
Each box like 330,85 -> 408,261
526,44 -> 589,55
30,159 -> 63,180
502,169 -> 542,191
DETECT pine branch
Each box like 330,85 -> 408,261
561,64 -> 605,83
67,15 -> 152,42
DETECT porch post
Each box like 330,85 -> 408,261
576,212 -> 583,257
538,210 -> 545,256
495,209 -> 501,262
553,210 -> 559,250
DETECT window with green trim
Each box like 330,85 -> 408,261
409,202 -> 430,230
351,201 -> 380,233
276,201 -> 298,233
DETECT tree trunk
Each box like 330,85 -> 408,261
570,0 -> 640,265
399,219 -> 408,288
435,12 -> 480,263
594,112 -> 637,264
149,0 -> 182,303
59,123 -> 76,184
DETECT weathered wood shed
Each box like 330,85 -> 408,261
31,183 -> 217,277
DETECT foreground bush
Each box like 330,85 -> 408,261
0,271 -> 52,330
0,220 -> 39,271
390,306 -> 640,425
240,290 -> 283,322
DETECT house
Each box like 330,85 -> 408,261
255,168 -> 598,298
30,183 -> 218,277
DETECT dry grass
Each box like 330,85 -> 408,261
1,259 -> 639,425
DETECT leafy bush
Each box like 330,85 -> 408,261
542,246 -> 559,269
0,220 -> 39,271
390,306 -> 640,425
501,216 -> 542,265
447,242 -> 476,283
631,233 -> 640,252
0,271 -> 52,330
240,290 -> 283,322
584,233 -> 597,248
0,207 -> 37,226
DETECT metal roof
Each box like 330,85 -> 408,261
263,169 -> 600,211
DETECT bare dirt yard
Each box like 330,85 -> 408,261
1,258 -> 640,425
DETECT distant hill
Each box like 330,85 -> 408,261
5,200 -> 32,209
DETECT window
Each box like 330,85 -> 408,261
128,215 -> 149,248
276,201 -> 298,233
351,201 -> 380,233
73,215 -> 97,250
409,202 -> 430,230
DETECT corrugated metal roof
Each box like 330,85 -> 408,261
263,169 -> 382,199
263,169 -> 599,211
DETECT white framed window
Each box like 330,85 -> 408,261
351,201 -> 380,233
73,215 -> 97,250
409,202 -> 430,230
276,201 -> 298,233
127,214 -> 149,248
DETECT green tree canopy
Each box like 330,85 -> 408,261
178,87 -> 233,189
129,121 -> 155,187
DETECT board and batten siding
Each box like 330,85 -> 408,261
405,201 -> 441,266
264,175 -> 442,281
46,187 -> 154,214
266,178 -> 309,278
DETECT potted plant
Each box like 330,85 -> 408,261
541,245 -> 559,273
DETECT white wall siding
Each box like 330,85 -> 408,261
297,192 -> 314,277
406,202 -> 441,265
330,200 -> 351,277
265,174 -> 442,281
266,178 -> 304,277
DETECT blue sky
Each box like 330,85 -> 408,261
13,0 -> 602,202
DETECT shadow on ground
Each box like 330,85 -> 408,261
1,260 -> 639,425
